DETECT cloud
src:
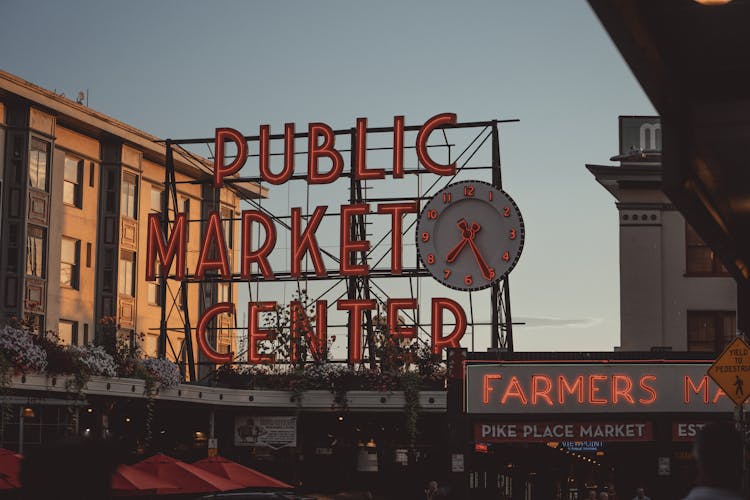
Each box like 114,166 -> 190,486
513,316 -> 603,329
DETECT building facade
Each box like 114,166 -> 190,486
0,70 -> 260,367
588,116 -> 737,352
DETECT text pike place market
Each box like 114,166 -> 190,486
146,113 -> 470,365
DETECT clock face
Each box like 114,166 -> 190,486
416,180 -> 524,291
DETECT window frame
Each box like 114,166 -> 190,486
685,222 -> 729,276
687,310 -> 736,353
58,319 -> 79,346
63,155 -> 83,208
118,250 -> 136,297
60,237 -> 80,289
120,172 -> 138,219
26,225 -> 46,278
28,137 -> 50,192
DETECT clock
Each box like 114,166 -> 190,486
416,180 -> 524,291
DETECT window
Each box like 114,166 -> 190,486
60,237 -> 80,288
26,226 -> 46,278
182,197 -> 190,241
687,311 -> 736,353
150,187 -> 163,214
217,282 -> 231,304
28,138 -> 49,191
121,172 -> 138,218
118,251 -> 135,296
147,278 -> 162,306
58,320 -> 78,346
686,223 -> 728,275
221,206 -> 233,249
63,155 -> 83,207
24,313 -> 44,334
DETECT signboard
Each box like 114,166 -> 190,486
475,421 -> 653,443
707,336 -> 750,406
561,441 -> 603,452
234,416 -> 297,449
619,116 -> 661,157
658,457 -> 671,476
147,114 -> 522,368
451,453 -> 465,472
465,363 -> 734,414
207,438 -> 218,457
672,421 -> 708,442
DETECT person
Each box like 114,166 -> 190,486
633,487 -> 650,500
599,492 -> 609,500
425,480 -> 440,499
682,421 -> 744,500
587,490 -> 598,500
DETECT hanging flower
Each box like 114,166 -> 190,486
140,358 -> 180,390
0,325 -> 47,372
67,344 -> 117,378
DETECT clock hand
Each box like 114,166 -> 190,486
446,219 -> 473,263
446,238 -> 468,263
467,237 -> 494,280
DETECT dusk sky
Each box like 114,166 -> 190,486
0,1 -> 656,352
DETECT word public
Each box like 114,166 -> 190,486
146,113 -> 468,364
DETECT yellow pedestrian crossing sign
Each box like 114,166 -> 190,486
708,336 -> 750,406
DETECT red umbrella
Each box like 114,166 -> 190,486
132,453 -> 243,494
192,455 -> 293,489
0,448 -> 22,490
111,463 -> 179,496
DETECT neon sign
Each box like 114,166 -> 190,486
147,114 -> 474,364
465,363 -> 735,414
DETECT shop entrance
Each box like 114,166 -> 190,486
467,441 -> 660,500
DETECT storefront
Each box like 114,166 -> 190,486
457,356 -> 734,500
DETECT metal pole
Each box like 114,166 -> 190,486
18,406 -> 24,455
157,141 -> 171,359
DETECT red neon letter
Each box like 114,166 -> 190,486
354,117 -> 386,180
483,374 -> 502,404
393,115 -> 405,178
377,202 -> 418,274
340,203 -> 371,276
308,123 -> 343,184
248,301 -> 276,364
612,374 -> 635,404
588,375 -> 608,405
291,206 -> 327,277
531,375 -> 553,406
684,375 -> 709,404
195,211 -> 231,279
387,298 -> 417,339
416,113 -> 457,176
338,299 -> 377,364
259,123 -> 295,184
639,375 -> 657,404
241,210 -> 276,280
501,376 -> 528,405
431,297 -> 467,355
290,300 -> 328,363
146,213 -> 186,281
214,128 -> 247,188
558,375 -> 584,404
196,302 -> 234,364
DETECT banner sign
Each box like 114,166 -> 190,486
234,416 -> 297,449
475,421 -> 653,443
672,421 -> 708,442
465,363 -> 733,414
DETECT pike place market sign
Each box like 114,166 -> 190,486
465,363 -> 736,414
